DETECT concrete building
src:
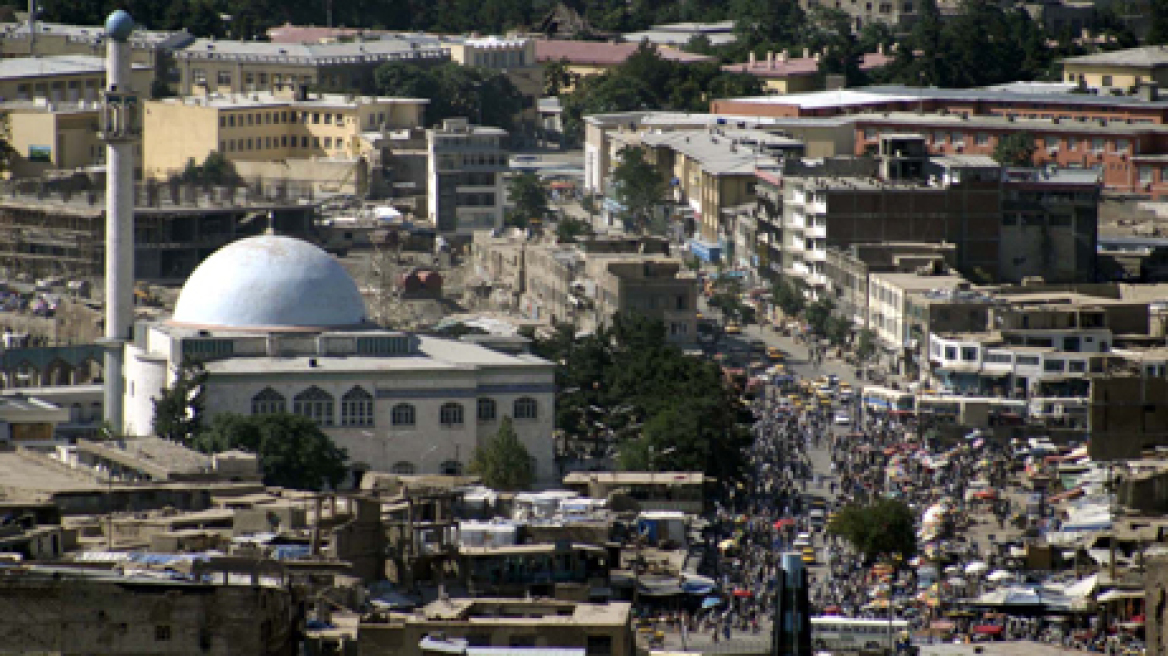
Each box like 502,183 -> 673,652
472,233 -> 699,343
623,20 -> 737,47
534,39 -> 713,88
1,100 -> 105,178
122,235 -> 557,482
0,185 -> 317,281
867,269 -> 971,375
357,598 -> 634,656
825,241 -> 957,328
722,50 -> 892,95
0,20 -> 192,72
427,118 -> 508,238
171,35 -> 449,97
1061,47 -> 1168,94
0,54 -> 152,103
142,90 -> 427,194
0,562 -> 299,655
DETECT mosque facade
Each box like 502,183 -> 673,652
121,235 -> 557,483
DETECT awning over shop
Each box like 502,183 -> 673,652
688,239 -> 722,263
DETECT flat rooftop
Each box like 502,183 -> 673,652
718,83 -> 1168,110
562,471 -> 707,485
0,55 -> 150,81
154,91 -> 427,110
416,598 -> 631,625
870,271 -> 970,292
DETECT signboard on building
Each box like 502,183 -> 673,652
28,145 -> 51,163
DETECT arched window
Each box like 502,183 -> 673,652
391,461 -> 416,475
513,397 -> 538,420
251,387 -> 286,415
293,386 -> 334,426
440,402 -> 464,426
477,398 -> 497,422
340,386 -> 374,427
391,403 -> 416,427
440,460 -> 464,475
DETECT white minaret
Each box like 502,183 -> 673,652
100,10 -> 138,432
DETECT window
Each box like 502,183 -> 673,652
1044,359 -> 1066,372
514,397 -> 538,420
961,347 -> 977,361
391,403 -> 415,427
1140,166 -> 1155,184
1092,138 -> 1104,153
324,113 -> 332,124
944,346 -> 956,360
155,625 -> 171,642
293,386 -> 334,426
217,71 -> 232,87
477,398 -> 497,422
1102,75 -> 1113,86
441,460 -> 464,475
341,386 -> 374,427
1064,336 -> 1081,352
391,461 -> 416,475
1068,360 -> 1086,373
440,402 -> 464,426
324,137 -> 332,148
252,387 -> 286,415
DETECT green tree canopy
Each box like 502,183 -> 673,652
804,297 -> 835,335
151,359 -> 207,446
993,131 -> 1037,167
856,328 -> 877,360
535,313 -> 751,483
772,277 -> 806,318
828,498 -> 918,564
469,416 -> 534,491
611,146 -> 667,234
556,217 -> 595,243
506,172 -> 549,229
192,413 -> 348,491
374,61 -> 523,130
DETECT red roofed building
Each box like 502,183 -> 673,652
534,39 -> 714,88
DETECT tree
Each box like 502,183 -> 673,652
993,131 -> 1037,166
374,62 -> 523,130
804,297 -> 835,335
179,152 -> 238,187
825,315 -> 852,347
506,172 -> 548,229
856,328 -> 877,360
709,275 -> 748,324
828,498 -> 917,564
611,146 -> 667,234
772,277 -> 805,318
556,217 -> 594,243
543,60 -> 578,96
469,416 -> 534,491
192,413 -> 348,491
151,359 -> 207,446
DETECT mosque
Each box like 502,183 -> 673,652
121,235 -> 557,483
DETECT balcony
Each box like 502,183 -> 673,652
805,223 -> 827,239
804,248 -> 827,261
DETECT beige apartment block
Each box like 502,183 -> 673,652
2,101 -> 107,178
142,90 -> 427,180
0,55 -> 152,103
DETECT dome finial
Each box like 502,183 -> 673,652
105,10 -> 135,42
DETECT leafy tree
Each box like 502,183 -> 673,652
732,0 -> 807,52
804,297 -> 835,335
773,277 -> 806,318
506,172 -> 549,228
374,61 -> 523,130
856,328 -> 877,360
825,315 -> 852,347
192,413 -> 348,491
556,217 -> 594,243
709,275 -> 748,324
993,131 -> 1037,166
828,498 -> 918,564
469,416 -> 534,491
543,60 -> 578,96
180,152 -> 238,187
151,359 -> 207,446
611,146 -> 667,234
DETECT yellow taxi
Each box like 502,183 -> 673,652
725,323 -> 742,335
801,547 -> 817,564
767,346 -> 785,361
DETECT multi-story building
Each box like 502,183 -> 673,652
722,49 -> 892,95
535,39 -> 713,88
794,0 -> 920,31
427,118 -> 508,238
867,270 -> 972,377
0,55 -> 153,103
473,233 -> 699,343
928,291 -> 1150,397
1,100 -> 105,177
172,35 -> 449,96
825,241 -> 957,328
1061,47 -> 1168,94
764,135 -> 1099,296
142,89 -> 427,196
0,20 -> 192,71
358,598 -> 634,656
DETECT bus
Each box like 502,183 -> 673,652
860,386 -> 915,414
812,616 -> 911,652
